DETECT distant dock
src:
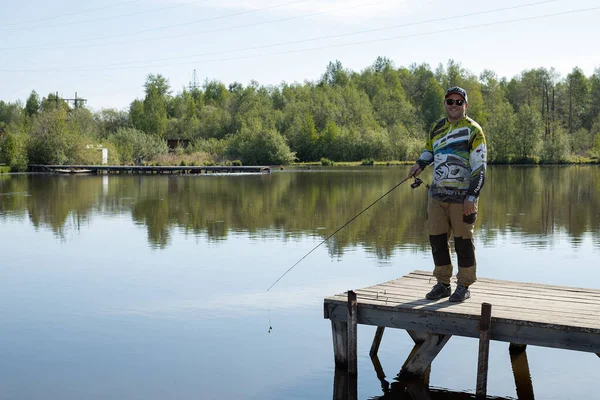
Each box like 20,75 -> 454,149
324,270 -> 600,398
29,164 -> 271,175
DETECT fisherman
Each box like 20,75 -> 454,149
407,86 -> 487,302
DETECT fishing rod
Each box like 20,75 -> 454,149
266,173 -> 423,292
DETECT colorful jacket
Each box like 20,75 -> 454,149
416,116 -> 487,203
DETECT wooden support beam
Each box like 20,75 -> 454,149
509,343 -> 535,399
331,320 -> 348,366
406,330 -> 432,386
332,366 -> 347,400
347,290 -> 358,376
399,333 -> 451,378
476,302 -> 493,399
370,354 -> 390,393
406,379 -> 433,400
370,327 -> 385,357
407,330 -> 430,344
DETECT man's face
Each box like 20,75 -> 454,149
445,94 -> 468,122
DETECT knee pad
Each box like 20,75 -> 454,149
454,237 -> 475,267
429,233 -> 451,266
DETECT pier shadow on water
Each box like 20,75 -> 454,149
333,344 -> 538,400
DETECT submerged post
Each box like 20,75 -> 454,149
509,343 -> 534,399
476,302 -> 492,399
347,290 -> 358,376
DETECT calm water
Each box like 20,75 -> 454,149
0,166 -> 599,400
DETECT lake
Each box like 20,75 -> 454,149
0,166 -> 599,399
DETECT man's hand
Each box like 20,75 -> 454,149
408,163 -> 422,178
463,198 -> 477,215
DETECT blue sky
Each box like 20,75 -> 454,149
1,0 -> 599,111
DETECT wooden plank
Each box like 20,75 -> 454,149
326,295 -> 600,332
331,320 -> 348,366
343,276 -> 600,303
354,286 -> 600,317
324,302 -> 600,353
369,327 -> 385,357
368,281 -> 600,307
407,271 -> 600,296
328,288 -> 600,329
352,286 -> 600,318
399,333 -> 451,378
476,303 -> 492,399
347,290 -> 358,376
348,289 -> 600,326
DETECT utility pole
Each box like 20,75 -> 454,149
64,92 -> 88,109
189,69 -> 199,91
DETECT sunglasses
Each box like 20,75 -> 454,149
445,99 -> 465,106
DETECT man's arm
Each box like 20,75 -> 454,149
464,126 -> 487,214
407,128 -> 434,178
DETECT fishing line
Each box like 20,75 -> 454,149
266,173 -> 416,292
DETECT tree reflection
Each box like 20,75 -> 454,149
0,166 -> 598,252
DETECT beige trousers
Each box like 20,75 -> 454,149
426,197 -> 477,287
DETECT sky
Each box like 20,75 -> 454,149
1,0 -> 599,111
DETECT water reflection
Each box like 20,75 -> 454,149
0,166 -> 598,253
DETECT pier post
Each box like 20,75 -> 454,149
347,290 -> 358,376
331,320 -> 348,366
370,327 -> 385,357
476,302 -> 492,399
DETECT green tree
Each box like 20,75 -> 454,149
0,127 -> 29,171
95,108 -> 130,138
565,67 -> 590,133
226,125 -> 295,165
514,104 -> 543,161
320,60 -> 350,87
485,99 -> 516,162
25,90 -> 40,117
142,85 -> 168,137
27,108 -> 77,164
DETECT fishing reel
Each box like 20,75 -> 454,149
410,178 -> 424,189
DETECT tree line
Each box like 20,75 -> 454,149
1,58 -> 600,170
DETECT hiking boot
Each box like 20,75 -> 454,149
425,283 -> 451,300
449,285 -> 471,302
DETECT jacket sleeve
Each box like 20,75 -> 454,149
416,125 -> 434,170
466,125 -> 487,200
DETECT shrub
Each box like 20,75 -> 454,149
226,128 -> 295,165
541,128 -> 570,163
0,128 -> 29,171
320,157 -> 334,166
231,159 -> 242,166
361,158 -> 375,166
108,127 -> 169,164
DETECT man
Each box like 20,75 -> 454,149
407,86 -> 487,302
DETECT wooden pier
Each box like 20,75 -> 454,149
28,164 -> 271,175
324,270 -> 600,398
